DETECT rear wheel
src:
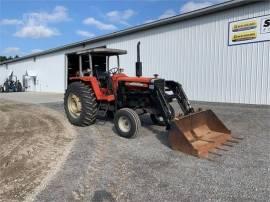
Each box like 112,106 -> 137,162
114,108 -> 141,138
17,82 -> 23,92
64,82 -> 97,126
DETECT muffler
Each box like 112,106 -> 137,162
168,110 -> 231,158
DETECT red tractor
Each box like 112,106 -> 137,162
64,42 -> 232,157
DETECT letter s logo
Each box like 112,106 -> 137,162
264,19 -> 270,27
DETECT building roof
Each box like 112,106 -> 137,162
77,48 -> 127,55
0,0 -> 260,65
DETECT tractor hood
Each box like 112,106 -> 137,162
117,76 -> 152,84
112,73 -> 165,89
112,73 -> 152,84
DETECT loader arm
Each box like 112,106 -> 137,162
165,81 -> 194,115
151,79 -> 195,129
152,84 -> 172,128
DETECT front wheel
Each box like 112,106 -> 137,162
3,82 -> 9,93
114,108 -> 141,138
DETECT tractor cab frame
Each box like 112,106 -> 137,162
68,48 -> 126,78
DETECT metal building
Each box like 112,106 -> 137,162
0,0 -> 269,105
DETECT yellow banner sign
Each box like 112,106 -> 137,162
232,31 -> 257,42
232,20 -> 257,32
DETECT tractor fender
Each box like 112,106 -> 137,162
69,76 -> 115,101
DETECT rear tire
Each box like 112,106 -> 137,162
17,82 -> 22,92
64,82 -> 97,126
114,108 -> 141,138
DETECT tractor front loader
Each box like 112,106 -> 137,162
64,42 -> 232,158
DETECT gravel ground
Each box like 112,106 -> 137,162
0,100 -> 75,202
0,92 -> 63,104
34,101 -> 270,202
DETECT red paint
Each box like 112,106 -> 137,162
70,73 -> 153,102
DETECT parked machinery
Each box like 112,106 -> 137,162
1,72 -> 23,93
64,42 -> 234,158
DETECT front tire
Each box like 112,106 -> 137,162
64,82 -> 97,126
114,108 -> 141,138
3,82 -> 9,93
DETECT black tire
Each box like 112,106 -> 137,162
3,82 -> 9,93
114,108 -> 141,138
64,82 -> 97,126
17,82 -> 23,92
150,104 -> 175,126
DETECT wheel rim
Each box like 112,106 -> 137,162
67,93 -> 82,118
118,116 -> 131,133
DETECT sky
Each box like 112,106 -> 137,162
0,0 -> 226,57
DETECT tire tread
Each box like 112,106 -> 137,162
64,81 -> 97,126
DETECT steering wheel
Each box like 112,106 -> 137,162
109,67 -> 119,75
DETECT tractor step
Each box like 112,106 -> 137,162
97,103 -> 109,118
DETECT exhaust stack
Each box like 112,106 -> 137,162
136,41 -> 142,77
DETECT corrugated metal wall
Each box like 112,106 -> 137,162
0,52 -> 66,93
102,2 -> 269,105
0,2 -> 269,104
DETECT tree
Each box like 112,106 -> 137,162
0,55 -> 19,62
0,56 -> 8,62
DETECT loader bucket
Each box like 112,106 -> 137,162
168,110 -> 231,158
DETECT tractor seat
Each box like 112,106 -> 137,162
95,69 -> 109,88
82,68 -> 91,76
96,71 -> 109,80
95,70 -> 113,91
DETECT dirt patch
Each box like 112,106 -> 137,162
0,100 -> 75,202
